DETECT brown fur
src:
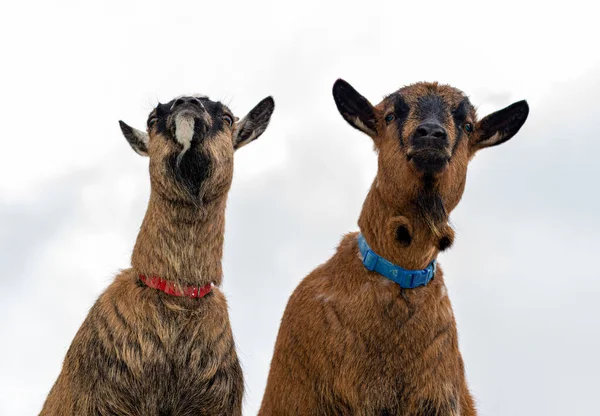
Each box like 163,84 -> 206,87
260,81 -> 528,415
41,95 -> 274,415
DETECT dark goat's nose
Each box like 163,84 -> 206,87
171,97 -> 204,110
415,123 -> 447,140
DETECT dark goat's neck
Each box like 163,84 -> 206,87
131,191 -> 227,287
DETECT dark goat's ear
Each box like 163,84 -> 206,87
119,120 -> 149,156
472,100 -> 529,152
332,79 -> 377,137
234,96 -> 275,150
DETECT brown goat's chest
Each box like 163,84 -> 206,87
260,235 -> 474,415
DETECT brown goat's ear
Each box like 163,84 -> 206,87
332,79 -> 377,137
234,96 -> 275,150
472,100 -> 529,152
119,120 -> 149,156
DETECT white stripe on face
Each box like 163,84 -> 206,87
174,114 -> 195,161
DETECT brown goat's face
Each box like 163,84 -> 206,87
381,83 -> 474,175
119,95 -> 274,203
333,79 -> 529,218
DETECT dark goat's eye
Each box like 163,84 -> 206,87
148,117 -> 158,128
223,114 -> 233,127
464,123 -> 473,133
385,113 -> 396,124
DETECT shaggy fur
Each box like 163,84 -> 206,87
259,80 -> 528,415
40,94 -> 274,416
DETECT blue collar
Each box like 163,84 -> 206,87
357,233 -> 436,289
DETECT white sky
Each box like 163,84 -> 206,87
1,1 -> 599,415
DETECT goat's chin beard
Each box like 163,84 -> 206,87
414,186 -> 448,238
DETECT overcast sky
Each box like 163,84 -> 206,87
1,1 -> 599,415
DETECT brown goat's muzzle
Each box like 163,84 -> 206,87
407,121 -> 451,174
407,147 -> 451,174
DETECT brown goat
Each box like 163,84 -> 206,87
259,80 -> 529,415
40,94 -> 275,416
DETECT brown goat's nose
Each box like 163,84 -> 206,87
415,123 -> 447,140
171,97 -> 204,110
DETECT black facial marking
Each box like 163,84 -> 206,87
167,149 -> 212,197
408,95 -> 452,173
452,98 -> 470,125
416,94 -> 448,124
395,225 -> 412,246
204,103 -> 225,140
153,102 -> 172,136
451,98 -> 472,155
451,130 -> 463,156
393,95 -> 411,147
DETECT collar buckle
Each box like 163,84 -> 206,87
410,270 -> 428,287
363,250 -> 378,271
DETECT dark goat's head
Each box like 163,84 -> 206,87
119,95 -> 275,203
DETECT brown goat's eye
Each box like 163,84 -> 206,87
385,113 -> 396,124
148,117 -> 158,128
464,123 -> 473,133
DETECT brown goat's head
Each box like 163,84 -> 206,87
119,95 -> 274,203
333,79 -> 529,229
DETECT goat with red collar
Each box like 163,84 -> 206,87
40,94 -> 275,416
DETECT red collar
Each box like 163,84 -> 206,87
139,275 -> 214,298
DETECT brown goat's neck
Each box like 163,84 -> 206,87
358,181 -> 445,271
131,191 -> 227,287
